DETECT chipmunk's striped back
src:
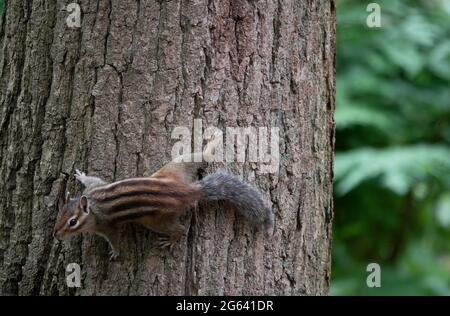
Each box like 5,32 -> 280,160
86,178 -> 202,222
54,134 -> 273,259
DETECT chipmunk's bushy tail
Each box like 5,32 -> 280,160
198,171 -> 274,231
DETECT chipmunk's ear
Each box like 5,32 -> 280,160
79,195 -> 89,214
58,196 -> 64,211
65,191 -> 70,204
58,191 -> 70,211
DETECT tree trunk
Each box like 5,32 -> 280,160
0,0 -> 335,296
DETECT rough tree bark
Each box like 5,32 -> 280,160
0,0 -> 335,295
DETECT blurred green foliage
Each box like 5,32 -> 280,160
333,0 -> 450,295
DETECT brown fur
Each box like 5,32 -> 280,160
53,134 -> 227,257
54,173 -> 202,256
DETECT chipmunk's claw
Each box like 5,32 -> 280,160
157,236 -> 176,252
74,169 -> 87,181
109,249 -> 120,260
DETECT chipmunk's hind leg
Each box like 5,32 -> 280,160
151,133 -> 221,183
75,169 -> 107,190
151,161 -> 199,184
135,213 -> 185,251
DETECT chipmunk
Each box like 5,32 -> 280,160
53,137 -> 273,259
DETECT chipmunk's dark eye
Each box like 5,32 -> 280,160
69,218 -> 78,227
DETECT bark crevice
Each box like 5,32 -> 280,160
0,0 -> 335,296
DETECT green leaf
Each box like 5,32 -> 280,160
335,145 -> 450,195
429,41 -> 450,80
435,193 -> 450,227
